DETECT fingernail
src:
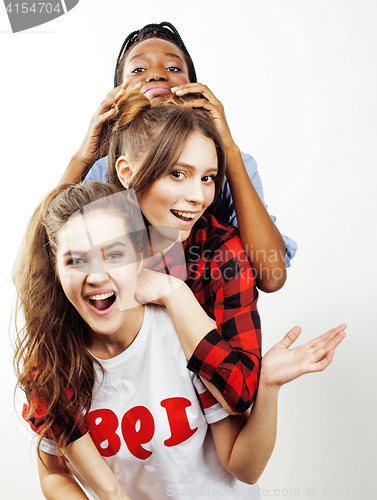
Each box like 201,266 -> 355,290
171,86 -> 178,92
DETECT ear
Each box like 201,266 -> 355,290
116,156 -> 134,189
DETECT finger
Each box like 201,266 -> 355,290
96,107 -> 115,125
120,77 -> 131,89
94,90 -> 124,117
97,79 -> 134,112
172,83 -> 220,104
309,349 -> 335,372
308,324 -> 347,349
312,330 -> 346,362
171,82 -> 205,93
186,98 -> 218,113
278,326 -> 302,349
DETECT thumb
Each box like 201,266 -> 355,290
278,326 -> 302,349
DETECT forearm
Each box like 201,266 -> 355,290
38,451 -> 90,500
58,152 -> 90,185
163,282 -> 260,414
40,472 -> 91,500
225,145 -> 286,292
63,433 -> 131,500
163,283 -> 215,358
163,284 -> 235,413
227,378 -> 279,484
211,375 -> 279,485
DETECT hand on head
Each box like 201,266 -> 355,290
172,83 -> 235,150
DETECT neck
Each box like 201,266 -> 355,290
88,304 -> 145,359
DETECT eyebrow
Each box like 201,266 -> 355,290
62,241 -> 128,257
102,241 -> 128,252
175,162 -> 218,173
128,52 -> 184,64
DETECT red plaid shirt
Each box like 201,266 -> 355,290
152,214 -> 261,414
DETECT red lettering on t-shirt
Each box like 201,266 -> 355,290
85,409 -> 121,457
161,397 -> 198,447
121,406 -> 155,460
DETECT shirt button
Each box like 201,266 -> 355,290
202,365 -> 207,372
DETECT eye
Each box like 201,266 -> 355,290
167,66 -> 182,72
202,174 -> 217,184
106,251 -> 123,261
170,170 -> 185,180
66,257 -> 86,267
131,67 -> 146,74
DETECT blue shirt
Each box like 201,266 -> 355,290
84,152 -> 297,266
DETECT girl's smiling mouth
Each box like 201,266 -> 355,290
87,291 -> 117,314
170,210 -> 197,222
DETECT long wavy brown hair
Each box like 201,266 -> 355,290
13,182 -> 145,457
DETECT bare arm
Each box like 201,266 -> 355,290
135,269 -> 235,414
172,83 -> 287,292
38,450 -> 90,500
210,324 -> 347,484
38,433 -> 132,500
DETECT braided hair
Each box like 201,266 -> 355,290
114,21 -> 197,88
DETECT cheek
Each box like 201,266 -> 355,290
173,73 -> 190,85
126,73 -> 141,85
58,271 -> 80,301
138,183 -> 170,218
204,185 -> 216,208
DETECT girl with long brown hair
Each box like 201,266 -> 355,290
15,180 -> 345,500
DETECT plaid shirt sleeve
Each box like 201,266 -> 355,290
186,219 -> 261,414
22,386 -> 87,445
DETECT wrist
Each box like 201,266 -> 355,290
258,369 -> 282,395
75,148 -> 91,168
161,279 -> 189,306
225,143 -> 240,156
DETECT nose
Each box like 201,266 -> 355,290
185,179 -> 205,206
86,270 -> 110,286
145,67 -> 168,83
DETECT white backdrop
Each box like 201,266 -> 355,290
1,1 -> 376,498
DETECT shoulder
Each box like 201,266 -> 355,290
187,214 -> 244,258
240,151 -> 258,176
84,156 -> 109,183
187,215 -> 251,276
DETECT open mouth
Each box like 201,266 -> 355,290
88,291 -> 116,311
170,210 -> 196,222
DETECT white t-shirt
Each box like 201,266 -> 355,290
23,305 -> 261,499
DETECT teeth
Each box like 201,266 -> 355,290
89,292 -> 115,301
172,210 -> 195,219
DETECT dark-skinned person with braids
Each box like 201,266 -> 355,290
60,22 -> 297,295
16,90 -> 346,500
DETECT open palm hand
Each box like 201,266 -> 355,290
261,324 -> 347,389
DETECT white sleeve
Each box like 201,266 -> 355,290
191,375 -> 229,425
19,418 -> 58,455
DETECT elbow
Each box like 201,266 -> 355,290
236,474 -> 260,486
227,466 -> 262,486
256,268 -> 287,294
